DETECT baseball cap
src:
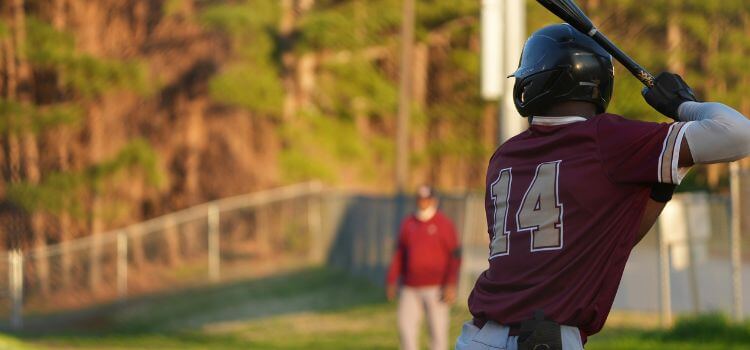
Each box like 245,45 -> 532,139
416,185 -> 436,199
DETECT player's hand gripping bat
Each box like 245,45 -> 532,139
536,0 -> 656,88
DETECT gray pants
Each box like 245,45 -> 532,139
455,320 -> 584,350
398,286 -> 450,350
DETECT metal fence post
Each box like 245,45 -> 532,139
9,250 -> 23,330
307,182 -> 324,263
730,162 -> 743,321
684,197 -> 701,314
117,231 -> 128,300
208,204 -> 220,282
458,193 -> 476,301
657,221 -> 672,327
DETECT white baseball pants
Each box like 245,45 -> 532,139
398,286 -> 450,350
454,320 -> 585,350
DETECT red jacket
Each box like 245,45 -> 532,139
386,211 -> 461,287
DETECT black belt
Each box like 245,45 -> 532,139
474,311 -> 562,350
473,317 -> 522,336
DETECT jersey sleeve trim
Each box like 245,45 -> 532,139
658,122 -> 692,184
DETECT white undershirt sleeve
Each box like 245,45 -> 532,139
678,101 -> 750,164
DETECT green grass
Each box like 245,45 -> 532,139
588,314 -> 750,350
3,267 -> 750,349
0,333 -> 38,350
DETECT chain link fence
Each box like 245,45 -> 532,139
323,189 -> 749,325
0,182 -> 324,329
1,180 -> 748,329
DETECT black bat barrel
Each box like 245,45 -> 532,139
591,31 -> 655,88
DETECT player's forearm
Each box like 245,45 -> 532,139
678,101 -> 750,163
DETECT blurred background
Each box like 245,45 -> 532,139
0,0 -> 749,349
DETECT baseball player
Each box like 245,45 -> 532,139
387,185 -> 462,350
455,24 -> 750,350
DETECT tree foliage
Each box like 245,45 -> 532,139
7,139 -> 164,215
200,1 -> 284,116
25,17 -> 150,98
297,0 -> 402,52
5,0 -> 750,251
0,99 -> 82,134
0,10 -> 163,232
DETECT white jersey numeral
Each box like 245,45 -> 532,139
489,161 -> 564,259
489,168 -> 512,258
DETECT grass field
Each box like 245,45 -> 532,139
3,267 -> 750,349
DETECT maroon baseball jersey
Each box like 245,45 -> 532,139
468,114 -> 690,341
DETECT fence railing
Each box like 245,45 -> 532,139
0,182 -> 324,329
323,191 -> 749,326
2,182 -> 747,330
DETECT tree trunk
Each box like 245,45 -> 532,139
54,127 -> 74,288
10,0 -> 52,294
181,98 -> 205,256
1,3 -> 21,184
59,211 -> 73,288
279,0 -> 297,121
52,0 -> 66,28
280,0 -> 316,121
409,43 -> 429,186
88,105 -> 104,290
48,0 -> 74,289
743,12 -> 750,117
741,159 -> 750,240
583,0 -> 601,26
736,13 -> 750,241
0,3 -> 20,255
481,102 -> 498,180
412,43 -> 428,109
296,53 -> 316,108
129,178 -> 146,268
704,22 -> 723,188
666,5 -> 684,75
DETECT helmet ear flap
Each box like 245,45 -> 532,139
513,69 -> 564,117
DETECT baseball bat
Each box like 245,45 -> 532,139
536,0 -> 655,88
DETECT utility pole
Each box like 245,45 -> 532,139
480,0 -> 526,145
730,161 -> 744,321
499,0 -> 526,144
396,0 -> 415,193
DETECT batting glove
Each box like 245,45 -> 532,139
642,72 -> 698,121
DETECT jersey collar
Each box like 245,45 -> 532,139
531,116 -> 588,126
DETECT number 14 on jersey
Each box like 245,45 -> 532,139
490,160 -> 564,259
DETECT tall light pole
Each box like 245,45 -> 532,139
499,0 -> 526,144
396,0 -> 415,193
481,0 -> 504,101
481,0 -> 526,145
730,161 -> 744,321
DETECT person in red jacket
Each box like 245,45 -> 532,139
386,185 -> 462,350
